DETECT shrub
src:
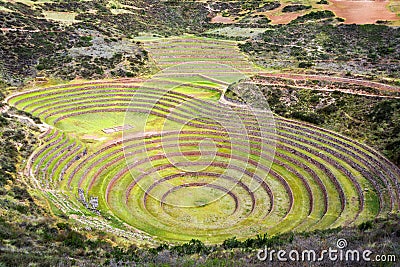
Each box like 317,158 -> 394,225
222,237 -> 241,249
298,61 -> 313,68
291,111 -> 324,124
359,221 -> 374,231
63,231 -> 86,249
0,116 -> 8,127
292,10 -> 335,23
171,239 -> 210,255
282,5 -> 311,13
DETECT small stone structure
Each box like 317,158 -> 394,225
102,125 -> 133,134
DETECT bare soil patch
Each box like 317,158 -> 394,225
268,12 -> 303,24
326,0 -> 399,24
211,14 -> 235,24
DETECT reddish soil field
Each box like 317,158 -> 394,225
211,14 -> 235,24
326,0 -> 399,24
263,1 -> 399,24
268,12 -> 303,24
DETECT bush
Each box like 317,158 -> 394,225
171,239 -> 210,255
359,221 -> 374,231
291,111 -> 324,124
63,231 -> 86,249
56,222 -> 70,230
222,237 -> 241,249
0,116 -> 8,127
298,61 -> 313,68
282,5 -> 311,13
292,10 -> 335,23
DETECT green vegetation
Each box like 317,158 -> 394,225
282,5 -> 311,13
316,0 -> 329,4
1,1 -> 400,265
7,61 -> 397,244
0,110 -> 116,266
0,0 -> 209,85
238,75 -> 400,167
240,19 -> 400,78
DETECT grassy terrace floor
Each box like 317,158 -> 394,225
6,36 -> 400,244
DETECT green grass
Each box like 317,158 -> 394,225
56,112 -> 127,135
64,127 -> 376,241
7,35 -> 398,245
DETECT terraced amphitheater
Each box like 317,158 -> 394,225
6,36 -> 400,244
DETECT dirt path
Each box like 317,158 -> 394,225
258,73 -> 400,92
253,80 -> 400,99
